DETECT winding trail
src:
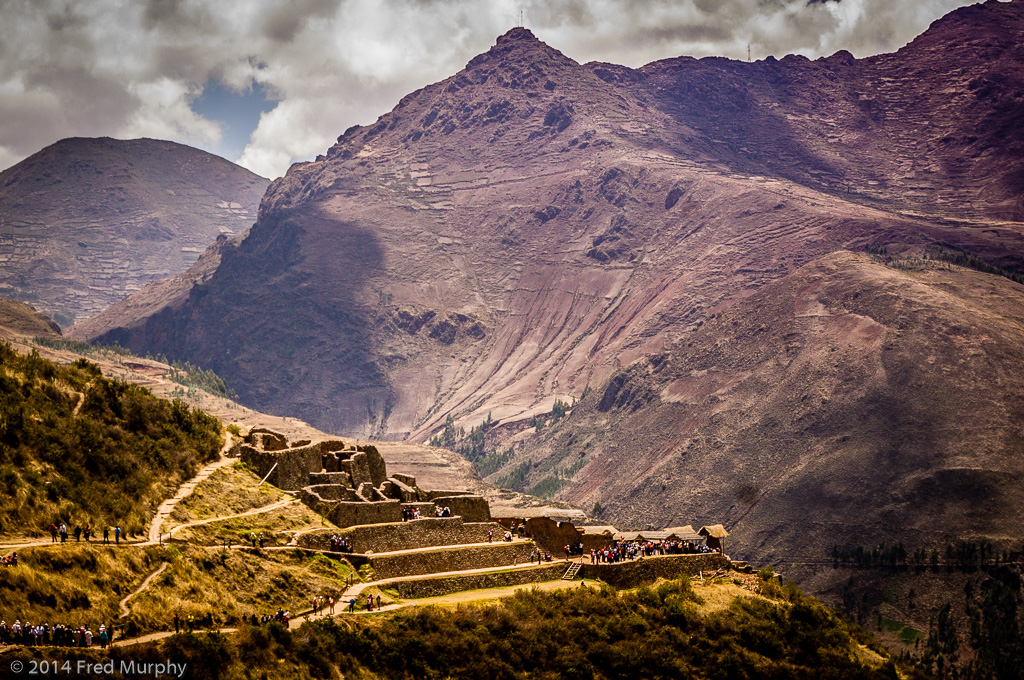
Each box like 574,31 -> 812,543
163,498 -> 299,540
119,562 -> 170,617
148,433 -> 236,543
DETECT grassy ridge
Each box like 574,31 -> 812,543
0,543 -> 355,635
2,576 -> 910,679
0,343 -> 221,536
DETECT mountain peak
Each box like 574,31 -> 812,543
496,27 -> 539,44
469,26 -> 577,70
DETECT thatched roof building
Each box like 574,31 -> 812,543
698,524 -> 729,552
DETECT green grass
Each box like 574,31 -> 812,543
880,615 -> 925,644
0,543 -> 355,635
0,344 -> 221,537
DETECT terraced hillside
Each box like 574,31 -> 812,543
76,2 -> 1024,442
0,137 -> 268,327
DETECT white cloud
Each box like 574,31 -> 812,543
123,78 -> 222,146
0,0 -> 979,180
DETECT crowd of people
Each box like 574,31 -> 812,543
0,620 -> 112,648
0,552 -> 17,567
48,523 -> 122,544
587,540 -> 720,564
327,535 -> 353,553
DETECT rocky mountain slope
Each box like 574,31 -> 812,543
0,137 -> 268,327
517,251 -> 1024,554
76,2 -> 1024,444
72,0 -> 1024,553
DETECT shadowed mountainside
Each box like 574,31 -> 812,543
72,0 -> 1024,554
0,137 -> 268,327
76,3 -> 1024,442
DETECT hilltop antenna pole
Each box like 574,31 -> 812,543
747,44 -> 751,62
519,9 -> 524,28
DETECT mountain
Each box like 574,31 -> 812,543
0,137 -> 268,327
74,4 -> 1023,490
518,250 -> 1024,553
0,298 -> 62,338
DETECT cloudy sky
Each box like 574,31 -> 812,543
0,0 -> 977,180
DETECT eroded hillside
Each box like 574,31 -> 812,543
76,2 -> 1024,447
516,251 -> 1024,558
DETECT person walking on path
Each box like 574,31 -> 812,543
487,528 -> 493,543
74,526 -> 82,542
114,526 -> 121,545
103,527 -> 109,544
173,613 -> 180,634
49,524 -> 58,543
376,595 -> 381,610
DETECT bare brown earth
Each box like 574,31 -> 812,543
521,251 -> 1024,558
0,299 -> 61,337
0,137 -> 268,328
75,3 -> 1024,448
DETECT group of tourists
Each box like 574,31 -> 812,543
402,506 -> 454,521
528,550 -> 554,564
0,620 -> 112,648
261,610 -> 291,625
248,532 -> 266,548
587,539 -> 719,564
309,595 -> 335,616
0,552 -> 17,567
48,523 -> 121,544
327,535 -> 353,553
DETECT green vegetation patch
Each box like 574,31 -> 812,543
0,345 -> 221,536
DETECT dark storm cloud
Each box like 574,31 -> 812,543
0,0 -> 978,178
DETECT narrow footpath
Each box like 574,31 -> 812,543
148,433 -> 237,543
119,562 -> 170,617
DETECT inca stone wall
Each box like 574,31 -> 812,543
241,441 -> 322,491
299,517 -> 503,553
369,541 -> 537,579
581,553 -> 730,586
524,517 -> 611,553
430,495 -> 491,522
325,500 -> 404,528
390,563 -> 567,598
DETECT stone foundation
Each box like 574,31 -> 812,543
299,517 -> 504,553
369,541 -> 537,579
389,563 -> 568,599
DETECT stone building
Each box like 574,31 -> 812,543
236,428 -> 490,528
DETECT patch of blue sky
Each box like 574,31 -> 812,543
192,80 -> 276,164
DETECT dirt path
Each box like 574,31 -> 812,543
340,559 -> 568,601
349,537 -> 532,558
148,433 -> 236,543
163,498 -> 299,541
119,562 -> 170,617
